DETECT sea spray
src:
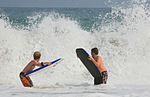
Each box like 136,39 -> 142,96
0,4 -> 150,87
92,0 -> 150,84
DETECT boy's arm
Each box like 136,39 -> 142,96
35,62 -> 51,66
40,62 -> 51,66
43,62 -> 52,66
35,61 -> 52,67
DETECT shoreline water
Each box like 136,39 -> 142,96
0,84 -> 150,97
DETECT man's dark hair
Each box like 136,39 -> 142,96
91,48 -> 99,55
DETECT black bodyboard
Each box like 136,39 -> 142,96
76,48 -> 102,78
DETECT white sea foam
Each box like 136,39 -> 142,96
0,1 -> 150,96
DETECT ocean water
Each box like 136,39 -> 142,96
0,0 -> 150,97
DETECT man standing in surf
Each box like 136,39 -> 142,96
88,48 -> 108,85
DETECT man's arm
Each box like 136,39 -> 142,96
88,57 -> 100,68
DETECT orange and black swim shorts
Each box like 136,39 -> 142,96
19,72 -> 33,87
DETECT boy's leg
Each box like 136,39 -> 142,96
26,76 -> 33,87
19,72 -> 33,87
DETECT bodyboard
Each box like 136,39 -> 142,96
24,58 -> 62,76
76,48 -> 102,78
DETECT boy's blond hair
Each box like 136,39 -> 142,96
33,51 -> 41,60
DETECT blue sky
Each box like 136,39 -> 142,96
0,0 -> 126,8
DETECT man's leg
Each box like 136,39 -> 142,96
102,71 -> 108,84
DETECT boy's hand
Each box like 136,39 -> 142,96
47,62 -> 52,66
43,62 -> 51,66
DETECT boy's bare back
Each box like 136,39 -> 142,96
22,60 -> 41,74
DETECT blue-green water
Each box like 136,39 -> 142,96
0,7 -> 113,31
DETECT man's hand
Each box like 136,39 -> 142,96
88,56 -> 93,61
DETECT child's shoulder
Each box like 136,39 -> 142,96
31,60 -> 40,64
30,60 -> 37,63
